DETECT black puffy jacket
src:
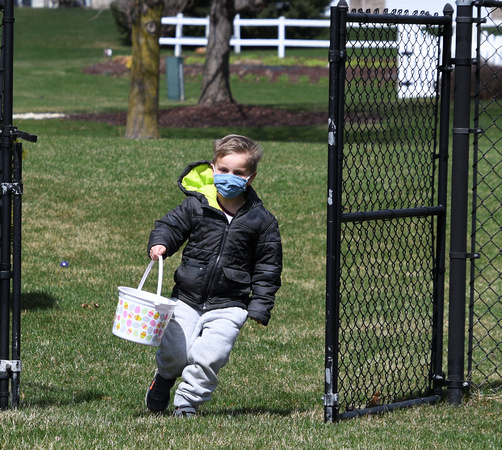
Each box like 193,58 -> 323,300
147,161 -> 282,325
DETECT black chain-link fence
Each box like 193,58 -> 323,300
325,4 -> 453,422
468,2 -> 502,393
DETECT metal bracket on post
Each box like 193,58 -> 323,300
451,57 -> 478,66
328,50 -> 347,63
450,252 -> 480,260
455,16 -> 476,24
0,127 -> 38,143
0,261 -> 12,280
447,379 -> 470,390
0,128 -> 38,143
452,127 -> 483,135
0,360 -> 22,374
0,182 -> 23,196
322,392 -> 338,407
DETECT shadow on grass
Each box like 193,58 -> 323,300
132,406 -> 311,419
21,292 -> 57,310
206,406 -> 309,417
21,382 -> 106,408
16,119 -> 326,143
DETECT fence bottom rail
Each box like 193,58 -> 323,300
337,395 -> 442,421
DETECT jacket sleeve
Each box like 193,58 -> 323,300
147,198 -> 193,257
247,217 -> 282,326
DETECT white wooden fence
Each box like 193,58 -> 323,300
159,13 -> 502,98
159,13 -> 331,58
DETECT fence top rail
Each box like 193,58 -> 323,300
345,8 -> 454,25
477,0 -> 502,7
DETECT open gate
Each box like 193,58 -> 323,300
324,2 -> 453,422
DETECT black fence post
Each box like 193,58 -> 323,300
0,0 -> 15,411
447,0 -> 474,404
325,0 -> 348,424
325,2 -> 339,424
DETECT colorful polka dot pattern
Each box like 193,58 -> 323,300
113,297 -> 173,346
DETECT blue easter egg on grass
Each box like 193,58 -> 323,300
60,261 -> 69,267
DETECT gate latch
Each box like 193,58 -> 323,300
450,252 -> 480,260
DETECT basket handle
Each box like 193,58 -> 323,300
137,255 -> 163,297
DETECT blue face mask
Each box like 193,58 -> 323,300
213,173 -> 252,199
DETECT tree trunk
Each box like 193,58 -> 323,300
198,0 -> 235,105
125,0 -> 163,139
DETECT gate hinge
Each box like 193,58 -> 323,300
438,64 -> 454,73
1,182 -> 23,195
451,57 -> 477,66
456,16 -> 486,24
328,50 -> 347,63
323,393 -> 339,407
431,372 -> 446,385
0,360 -> 22,374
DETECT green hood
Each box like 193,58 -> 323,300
180,162 -> 220,210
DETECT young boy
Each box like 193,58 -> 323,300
145,134 -> 282,416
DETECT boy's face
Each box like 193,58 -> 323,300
212,153 -> 256,185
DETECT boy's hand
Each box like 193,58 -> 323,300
150,245 -> 167,261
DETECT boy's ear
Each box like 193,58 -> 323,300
247,172 -> 257,185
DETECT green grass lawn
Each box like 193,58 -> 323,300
2,132 -> 500,448
0,6 -> 500,449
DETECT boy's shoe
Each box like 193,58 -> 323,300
173,406 -> 197,418
145,371 -> 175,413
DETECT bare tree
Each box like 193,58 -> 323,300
125,0 -> 164,139
125,0 -> 190,139
198,0 -> 266,105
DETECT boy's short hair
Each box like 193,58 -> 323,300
213,134 -> 263,174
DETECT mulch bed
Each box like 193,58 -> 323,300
69,103 -> 327,128
83,58 -> 329,83
74,59 -> 328,128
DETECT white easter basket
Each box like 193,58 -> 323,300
113,255 -> 177,346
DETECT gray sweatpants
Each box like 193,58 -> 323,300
155,300 -> 248,410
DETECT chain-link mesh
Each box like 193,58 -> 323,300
333,11 -> 449,415
468,4 -> 502,392
339,219 -> 436,410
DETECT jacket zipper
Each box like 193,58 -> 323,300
202,221 -> 230,309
